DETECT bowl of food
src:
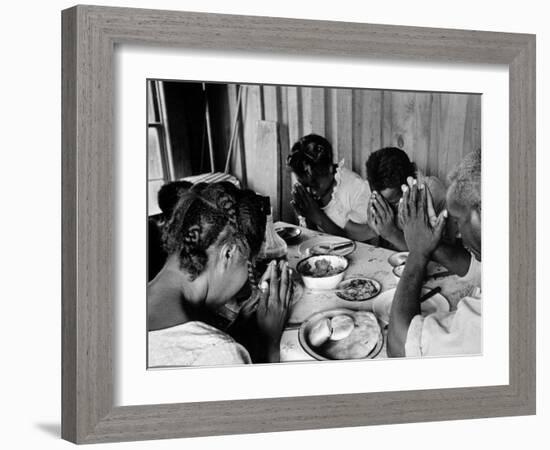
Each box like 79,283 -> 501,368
296,255 -> 349,290
299,308 -> 384,361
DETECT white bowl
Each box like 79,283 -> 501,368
296,255 -> 348,290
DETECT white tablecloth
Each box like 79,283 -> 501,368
277,222 -> 475,362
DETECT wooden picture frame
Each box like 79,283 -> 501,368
61,5 -> 536,444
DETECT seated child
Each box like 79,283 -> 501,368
365,147 -> 449,250
287,134 -> 376,242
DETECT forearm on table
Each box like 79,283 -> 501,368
313,213 -> 347,237
432,243 -> 471,276
381,227 -> 408,251
344,220 -> 378,242
387,252 -> 428,357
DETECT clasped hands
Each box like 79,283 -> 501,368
368,177 -> 446,257
236,260 -> 292,345
291,183 -> 323,225
397,177 -> 447,259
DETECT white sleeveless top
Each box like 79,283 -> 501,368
148,321 -> 251,367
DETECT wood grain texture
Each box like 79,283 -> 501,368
250,120 -> 281,218
224,85 -> 480,220
62,5 -> 536,444
353,89 -> 382,179
61,7 -> 77,442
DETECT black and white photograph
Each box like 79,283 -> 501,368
2,0 -> 544,446
146,80 -> 482,367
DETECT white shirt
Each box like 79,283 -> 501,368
405,254 -> 482,357
405,294 -> 481,357
322,161 -> 371,229
148,321 -> 251,367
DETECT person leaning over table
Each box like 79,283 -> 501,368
147,182 -> 293,366
365,146 -> 451,251
366,148 -> 477,280
287,133 -> 378,242
387,149 -> 482,357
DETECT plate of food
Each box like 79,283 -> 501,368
296,255 -> 348,290
335,277 -> 381,302
372,287 -> 450,326
275,225 -> 302,243
299,236 -> 356,257
299,309 -> 384,361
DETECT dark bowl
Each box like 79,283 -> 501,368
275,225 -> 302,243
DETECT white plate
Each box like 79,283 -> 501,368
298,308 -> 384,361
372,287 -> 450,326
298,236 -> 356,257
388,251 -> 409,267
335,277 -> 381,302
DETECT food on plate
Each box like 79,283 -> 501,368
329,315 -> 355,340
309,245 -> 330,256
307,311 -> 382,359
337,278 -> 381,301
303,258 -> 341,278
299,237 -> 356,258
309,317 -> 332,347
323,312 -> 381,360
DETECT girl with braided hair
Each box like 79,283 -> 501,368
287,134 -> 378,242
148,182 -> 292,366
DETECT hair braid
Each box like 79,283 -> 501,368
161,182 -> 266,280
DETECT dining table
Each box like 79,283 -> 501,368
276,222 -> 477,362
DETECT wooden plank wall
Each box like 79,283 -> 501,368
221,84 -> 481,222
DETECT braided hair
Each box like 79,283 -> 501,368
157,180 -> 193,220
287,134 -> 334,178
235,190 -> 268,256
162,183 -> 245,280
366,147 -> 416,192
162,183 -> 268,280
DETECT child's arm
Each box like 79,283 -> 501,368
375,226 -> 408,251
369,192 -> 408,250
343,220 -> 378,242
309,212 -> 348,237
